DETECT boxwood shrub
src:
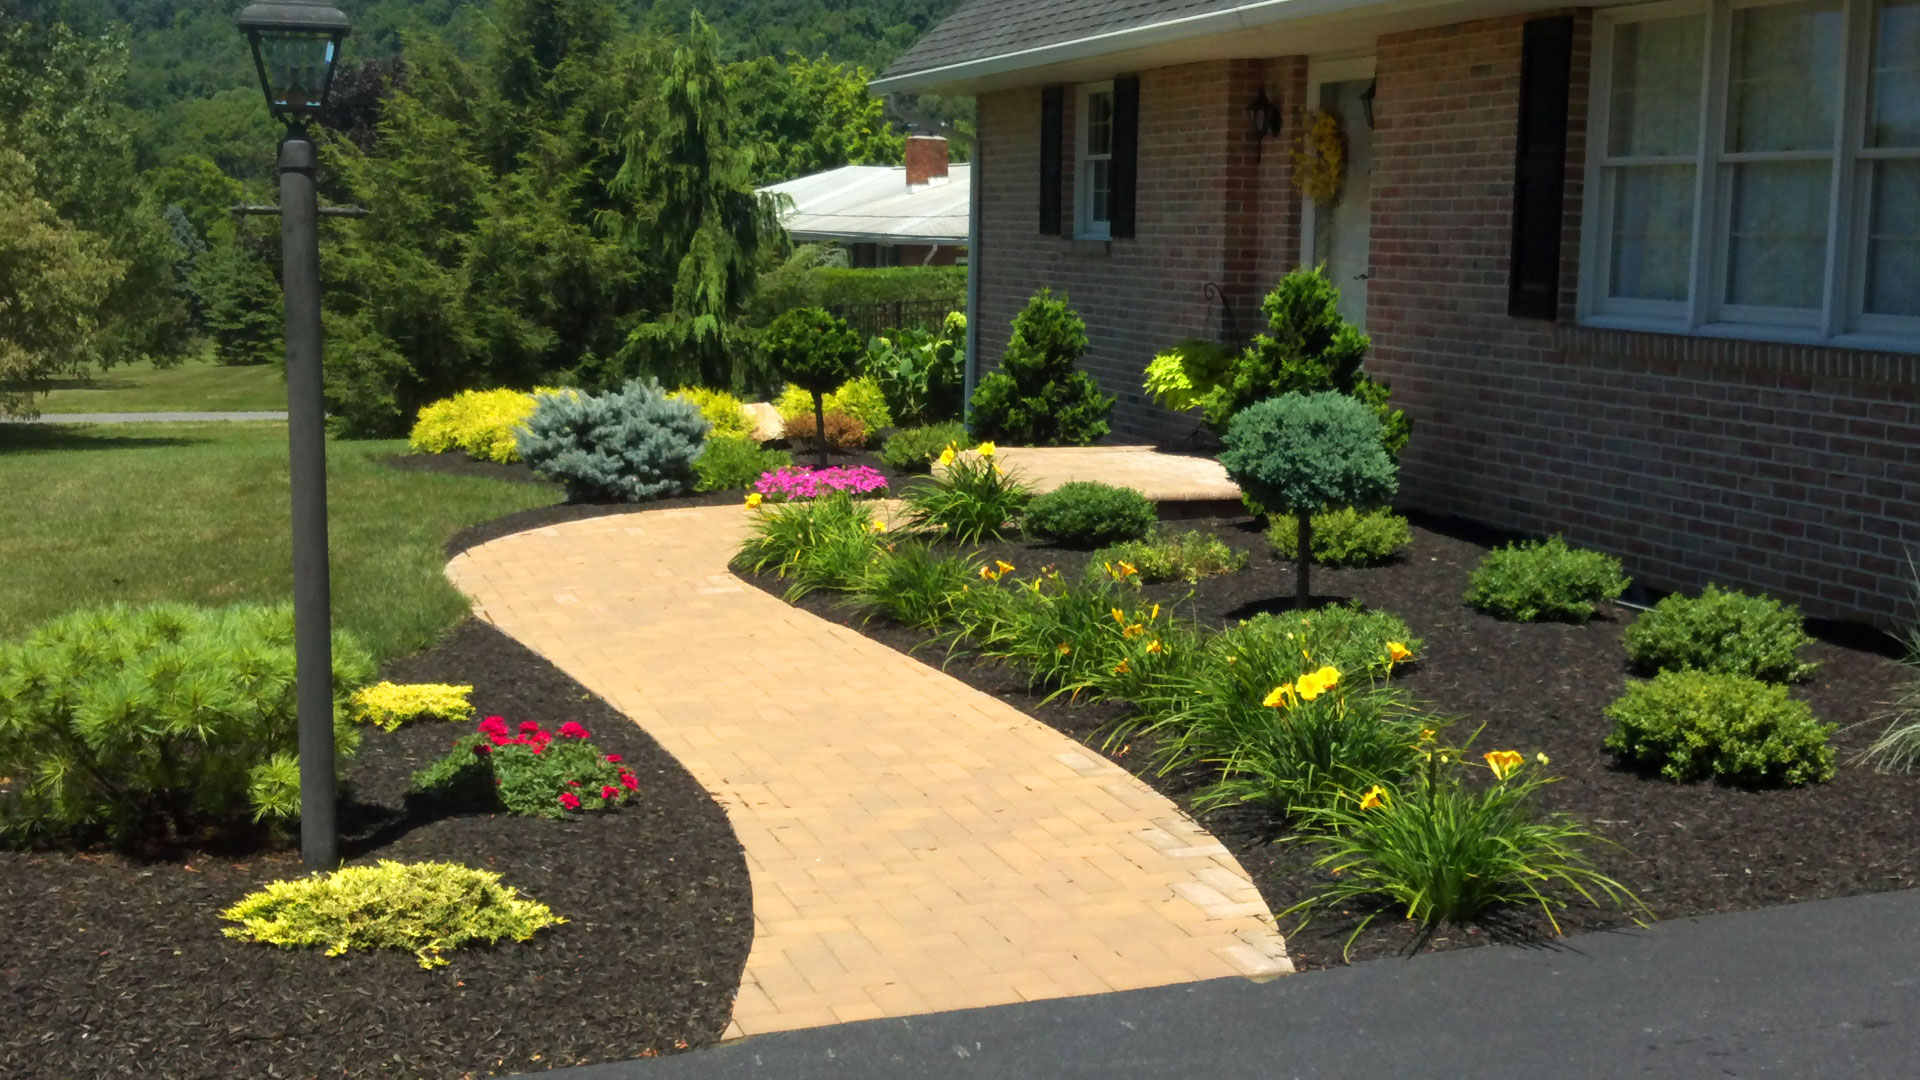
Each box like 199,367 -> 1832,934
1022,481 -> 1157,548
880,421 -> 969,472
1621,584 -> 1817,683
1464,536 -> 1628,622
1604,670 -> 1835,787
1267,507 -> 1411,567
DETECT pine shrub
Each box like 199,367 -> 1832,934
516,379 -> 708,502
1267,507 -> 1411,567
1621,585 -> 1818,682
880,421 -> 969,472
1604,670 -> 1835,786
221,860 -> 563,969
968,290 -> 1114,446
1022,481 -> 1158,548
0,603 -> 372,845
694,436 -> 792,492
1465,537 -> 1628,622
1219,392 -> 1398,603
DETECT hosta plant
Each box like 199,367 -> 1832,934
410,717 -> 639,818
221,860 -> 564,969
1283,746 -> 1642,958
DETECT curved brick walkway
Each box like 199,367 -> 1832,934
447,505 -> 1289,1038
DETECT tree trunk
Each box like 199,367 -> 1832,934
1295,511 -> 1312,607
812,391 -> 829,468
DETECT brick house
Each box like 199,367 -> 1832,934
872,0 -> 1920,627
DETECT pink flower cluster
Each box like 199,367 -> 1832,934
754,465 -> 889,501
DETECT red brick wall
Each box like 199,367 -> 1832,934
975,58 -> 1306,443
1368,12 -> 1920,626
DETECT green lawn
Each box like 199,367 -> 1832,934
35,358 -> 289,413
0,422 -> 559,660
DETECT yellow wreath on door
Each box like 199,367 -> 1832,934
1291,107 -> 1347,207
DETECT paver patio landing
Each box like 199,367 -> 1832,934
447,505 -> 1289,1038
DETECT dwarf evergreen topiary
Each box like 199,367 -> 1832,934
765,306 -> 864,466
1219,392 -> 1398,604
516,380 -> 708,502
969,290 -> 1114,446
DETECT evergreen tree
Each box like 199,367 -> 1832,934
968,291 -> 1114,447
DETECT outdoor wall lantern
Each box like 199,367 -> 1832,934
238,0 -> 350,120
1246,87 -> 1282,140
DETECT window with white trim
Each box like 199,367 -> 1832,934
1582,0 -> 1920,349
1076,82 -> 1115,239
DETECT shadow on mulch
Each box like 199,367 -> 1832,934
0,620 -> 752,1079
742,514 -> 1920,970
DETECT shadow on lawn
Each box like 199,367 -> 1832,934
0,424 -> 207,453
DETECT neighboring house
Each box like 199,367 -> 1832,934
873,0 -> 1920,627
761,135 -> 971,267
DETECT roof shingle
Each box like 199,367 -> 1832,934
879,0 -> 1243,80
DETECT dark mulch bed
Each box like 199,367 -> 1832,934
743,512 -> 1920,970
0,619 -> 752,1079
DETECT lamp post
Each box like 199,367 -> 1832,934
236,0 -> 350,871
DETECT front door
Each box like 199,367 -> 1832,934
1303,61 -> 1376,331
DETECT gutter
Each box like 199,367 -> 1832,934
962,133 -> 982,431
870,0 -> 1447,93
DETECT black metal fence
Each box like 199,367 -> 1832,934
828,297 -> 964,340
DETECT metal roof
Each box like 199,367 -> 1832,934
760,164 -> 971,246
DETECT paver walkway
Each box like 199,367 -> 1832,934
447,505 -> 1290,1038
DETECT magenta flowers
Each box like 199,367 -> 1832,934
754,465 -> 889,501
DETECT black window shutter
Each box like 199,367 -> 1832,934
1110,75 -> 1140,239
1508,15 -> 1574,320
1039,86 -> 1063,236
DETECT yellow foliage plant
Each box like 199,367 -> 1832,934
408,388 -> 564,464
350,681 -> 474,732
221,860 -> 564,969
668,386 -> 755,441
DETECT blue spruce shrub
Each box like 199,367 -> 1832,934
516,380 -> 709,502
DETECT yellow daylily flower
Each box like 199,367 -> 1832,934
1386,641 -> 1412,663
1111,607 -> 1127,625
976,441 -> 997,458
1358,785 -> 1390,811
1113,659 -> 1131,675
1484,750 -> 1525,781
1149,603 -> 1160,620
1262,684 -> 1294,708
866,519 -> 889,533
1118,560 -> 1138,578
996,560 -> 1016,575
1122,623 -> 1145,639
1057,642 -> 1072,656
979,564 -> 1001,581
937,447 -> 957,467
1146,639 -> 1164,654
1295,665 -> 1341,701
744,492 -> 763,508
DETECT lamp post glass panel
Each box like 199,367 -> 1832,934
236,0 -> 349,870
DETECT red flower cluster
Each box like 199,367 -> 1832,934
465,716 -> 636,814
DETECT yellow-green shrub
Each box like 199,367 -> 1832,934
221,860 -> 564,969
668,386 -> 755,441
407,389 -> 562,464
775,377 -> 893,432
349,682 -> 474,732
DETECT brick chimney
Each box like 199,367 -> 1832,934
904,135 -> 949,189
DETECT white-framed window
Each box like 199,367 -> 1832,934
1581,0 -> 1920,350
1075,82 -> 1115,240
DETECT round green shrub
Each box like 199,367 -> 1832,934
880,421 -> 970,472
517,379 -> 708,502
0,602 -> 371,845
968,290 -> 1114,446
764,307 -> 864,395
1087,530 -> 1246,584
1464,536 -> 1628,622
1022,481 -> 1158,548
694,435 -> 792,492
1268,507 -> 1411,566
1604,670 -> 1835,787
1219,392 -> 1398,518
220,860 -> 564,969
1622,584 -> 1817,683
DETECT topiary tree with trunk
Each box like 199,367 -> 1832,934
1219,392 -> 1398,605
763,306 -> 863,466
968,289 -> 1113,446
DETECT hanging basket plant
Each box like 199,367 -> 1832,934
1292,107 -> 1347,207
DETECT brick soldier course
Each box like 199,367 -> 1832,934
447,501 -> 1290,1038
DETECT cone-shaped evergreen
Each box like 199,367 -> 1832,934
968,290 -> 1113,446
